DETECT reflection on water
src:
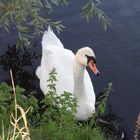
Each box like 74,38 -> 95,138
0,0 -> 140,139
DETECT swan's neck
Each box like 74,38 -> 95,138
73,60 -> 86,100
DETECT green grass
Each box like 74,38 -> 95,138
30,124 -> 106,140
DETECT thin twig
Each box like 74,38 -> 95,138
10,69 -> 18,140
10,69 -> 30,140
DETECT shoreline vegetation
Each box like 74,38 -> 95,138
0,45 -> 139,139
0,67 -> 122,140
0,70 -> 30,140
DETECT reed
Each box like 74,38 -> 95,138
0,70 -> 30,140
134,113 -> 140,140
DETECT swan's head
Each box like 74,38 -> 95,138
75,47 -> 100,75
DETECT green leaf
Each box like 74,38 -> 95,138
81,0 -> 111,30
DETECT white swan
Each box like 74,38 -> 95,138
36,27 -> 100,121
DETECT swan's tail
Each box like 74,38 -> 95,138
42,26 -> 64,48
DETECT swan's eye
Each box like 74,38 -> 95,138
85,55 -> 96,64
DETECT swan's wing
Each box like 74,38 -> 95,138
39,27 -> 74,95
39,45 -> 75,95
56,48 -> 75,95
36,66 -> 41,79
36,27 -> 63,80
42,27 -> 64,49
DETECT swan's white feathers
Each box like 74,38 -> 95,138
42,27 -> 64,49
39,45 -> 75,95
36,66 -> 41,79
37,27 -> 96,120
77,47 -> 95,58
75,47 -> 95,66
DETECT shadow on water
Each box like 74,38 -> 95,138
0,44 -> 44,100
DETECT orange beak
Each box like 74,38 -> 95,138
87,60 -> 100,76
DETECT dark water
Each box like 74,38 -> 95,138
1,0 -> 140,139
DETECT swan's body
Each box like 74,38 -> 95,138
36,27 -> 99,121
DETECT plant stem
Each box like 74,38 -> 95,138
10,69 -> 18,140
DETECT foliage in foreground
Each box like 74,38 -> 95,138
0,70 -> 30,140
0,44 -> 125,139
0,68 -> 124,140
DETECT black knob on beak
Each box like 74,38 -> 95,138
96,72 -> 100,76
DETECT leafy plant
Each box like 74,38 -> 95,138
0,0 -> 111,46
0,0 -> 69,46
93,83 -> 125,139
0,82 -> 13,119
0,70 -> 31,140
0,81 -> 39,136
0,68 -> 125,140
30,68 -> 77,127
81,0 -> 111,31
29,68 -> 106,140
